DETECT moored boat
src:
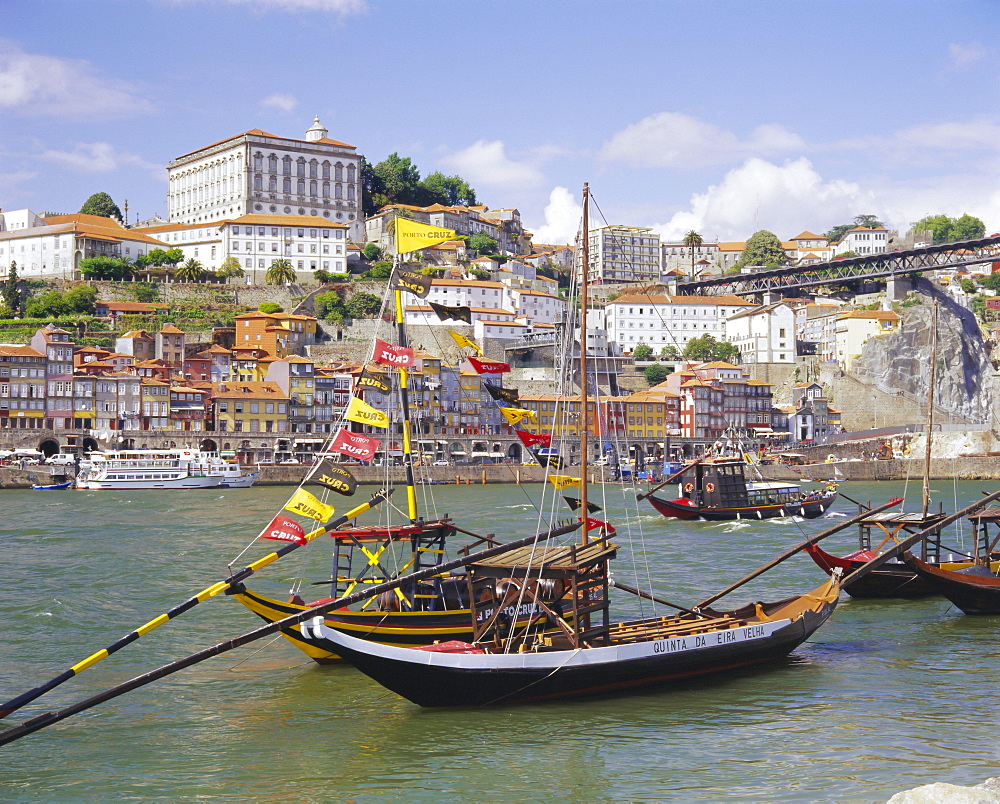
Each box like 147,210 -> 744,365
75,448 -> 257,490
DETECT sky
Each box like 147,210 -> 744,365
3,0 -> 1000,248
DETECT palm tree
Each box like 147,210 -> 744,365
683,230 -> 704,278
265,258 -> 296,286
175,257 -> 206,283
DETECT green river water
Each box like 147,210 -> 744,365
1,479 -> 999,801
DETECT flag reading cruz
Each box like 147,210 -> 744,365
390,267 -> 432,298
468,357 -> 510,374
374,338 -> 415,368
392,218 -> 458,256
345,396 -> 390,429
331,429 -> 380,462
311,460 -> 358,497
262,515 -> 307,546
284,488 -> 337,522
448,330 -> 482,355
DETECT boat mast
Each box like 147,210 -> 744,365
392,243 -> 419,523
580,183 -> 590,544
921,301 -> 938,520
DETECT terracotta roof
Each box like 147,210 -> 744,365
173,128 -> 355,161
159,324 -> 184,334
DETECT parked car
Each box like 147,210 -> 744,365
45,454 -> 76,466
431,460 -> 450,466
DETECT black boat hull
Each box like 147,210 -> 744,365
906,555 -> 1000,614
649,493 -> 835,522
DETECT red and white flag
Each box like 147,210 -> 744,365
331,428 -> 381,462
262,515 -> 307,546
584,517 -> 617,535
467,357 -> 510,374
373,338 -> 415,368
515,430 -> 551,448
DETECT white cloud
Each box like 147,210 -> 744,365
261,93 -> 299,113
0,40 -> 150,119
599,112 -> 806,169
167,0 -> 366,13
438,140 -> 546,191
653,158 -> 868,241
528,187 -> 582,245
0,170 -> 37,197
41,142 -> 161,178
949,41 -> 987,68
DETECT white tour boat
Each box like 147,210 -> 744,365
76,449 -> 258,490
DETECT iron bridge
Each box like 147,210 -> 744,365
675,234 -> 1000,298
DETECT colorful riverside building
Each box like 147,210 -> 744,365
210,381 -> 288,434
233,311 -> 318,358
0,344 -> 47,429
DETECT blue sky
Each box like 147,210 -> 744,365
3,0 -> 1000,246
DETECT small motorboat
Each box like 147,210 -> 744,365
32,479 -> 74,490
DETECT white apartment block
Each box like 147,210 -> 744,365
604,293 -> 754,355
139,215 -> 350,280
578,225 -> 661,285
795,304 -> 842,362
661,240 -> 720,276
834,226 -> 889,256
724,302 -> 796,363
416,279 -> 566,325
166,118 -> 362,241
0,212 -> 168,280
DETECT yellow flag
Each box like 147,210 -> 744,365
393,217 -> 458,255
284,488 -> 336,522
448,330 -> 482,356
499,406 -> 537,427
345,395 -> 389,429
548,474 -> 581,491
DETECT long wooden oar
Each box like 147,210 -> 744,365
636,459 -> 700,502
0,519 -> 581,747
844,490 -> 1000,586
0,489 -> 391,719
694,496 -> 904,610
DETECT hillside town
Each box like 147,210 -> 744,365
1,119 -> 997,469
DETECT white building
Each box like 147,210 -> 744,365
0,212 -> 168,280
165,118 -> 363,240
724,302 -> 797,363
787,231 -> 834,264
834,226 -> 889,256
604,293 -> 754,355
578,225 -> 661,285
138,215 -> 350,280
661,240 -> 720,277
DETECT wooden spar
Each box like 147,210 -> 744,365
845,489 -> 1000,587
609,580 -> 710,619
0,520 -> 582,747
636,459 -> 702,502
0,489 -> 392,719
579,183 -> 589,544
693,496 -> 904,610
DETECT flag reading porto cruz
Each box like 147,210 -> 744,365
357,366 -> 391,396
262,515 -> 307,546
390,267 -> 432,298
515,429 -> 551,449
284,488 -> 337,522
468,357 -> 510,375
484,381 -> 519,406
563,495 -> 602,513
373,338 -> 415,368
448,330 -> 482,356
429,301 -> 472,324
532,451 -> 561,468
548,474 -> 581,491
392,218 -> 458,256
331,428 -> 381,462
345,395 -> 390,429
311,460 -> 358,497
499,407 -> 537,427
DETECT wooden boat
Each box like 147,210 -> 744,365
646,457 -> 837,521
904,554 -> 1000,614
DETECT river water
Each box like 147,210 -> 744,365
1,479 -> 999,801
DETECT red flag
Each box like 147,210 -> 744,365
515,430 -> 551,448
374,338 -> 415,367
584,517 -> 616,535
331,428 -> 381,461
468,357 -> 510,374
263,515 -> 307,546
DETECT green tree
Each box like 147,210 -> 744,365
682,334 -> 739,363
644,364 -> 671,386
164,248 -> 184,266
63,284 -> 97,313
660,344 -> 681,360
632,342 -> 653,361
362,243 -> 384,262
980,272 -> 1000,293
265,258 -> 296,285
132,282 -> 160,302
951,214 -> 986,242
345,291 -> 382,318
959,278 -> 977,294
741,230 -> 787,268
135,253 -> 153,269
2,260 -> 20,314
147,248 -> 169,266
25,289 -> 70,318
970,296 -> 987,321
374,153 -> 422,208
368,260 -> 393,280
469,232 -> 497,256
421,172 -> 478,207
174,258 -> 206,282
79,191 -> 122,221
313,290 -> 345,320
825,214 -> 885,243
217,256 -> 245,281
258,302 -> 284,314
79,256 -> 132,280
912,213 -> 985,244
683,230 -> 704,277
470,268 -> 491,281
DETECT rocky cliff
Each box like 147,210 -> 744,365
850,288 -> 992,425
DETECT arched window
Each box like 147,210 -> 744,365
297,179 -> 305,195
253,153 -> 263,171
268,154 -> 277,172
297,158 -> 306,176
334,163 -> 343,181
346,164 -> 356,181
322,181 -> 330,198
283,178 -> 291,194
283,156 -> 292,174
309,180 -> 317,197
309,160 -> 318,178
322,161 -> 331,179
